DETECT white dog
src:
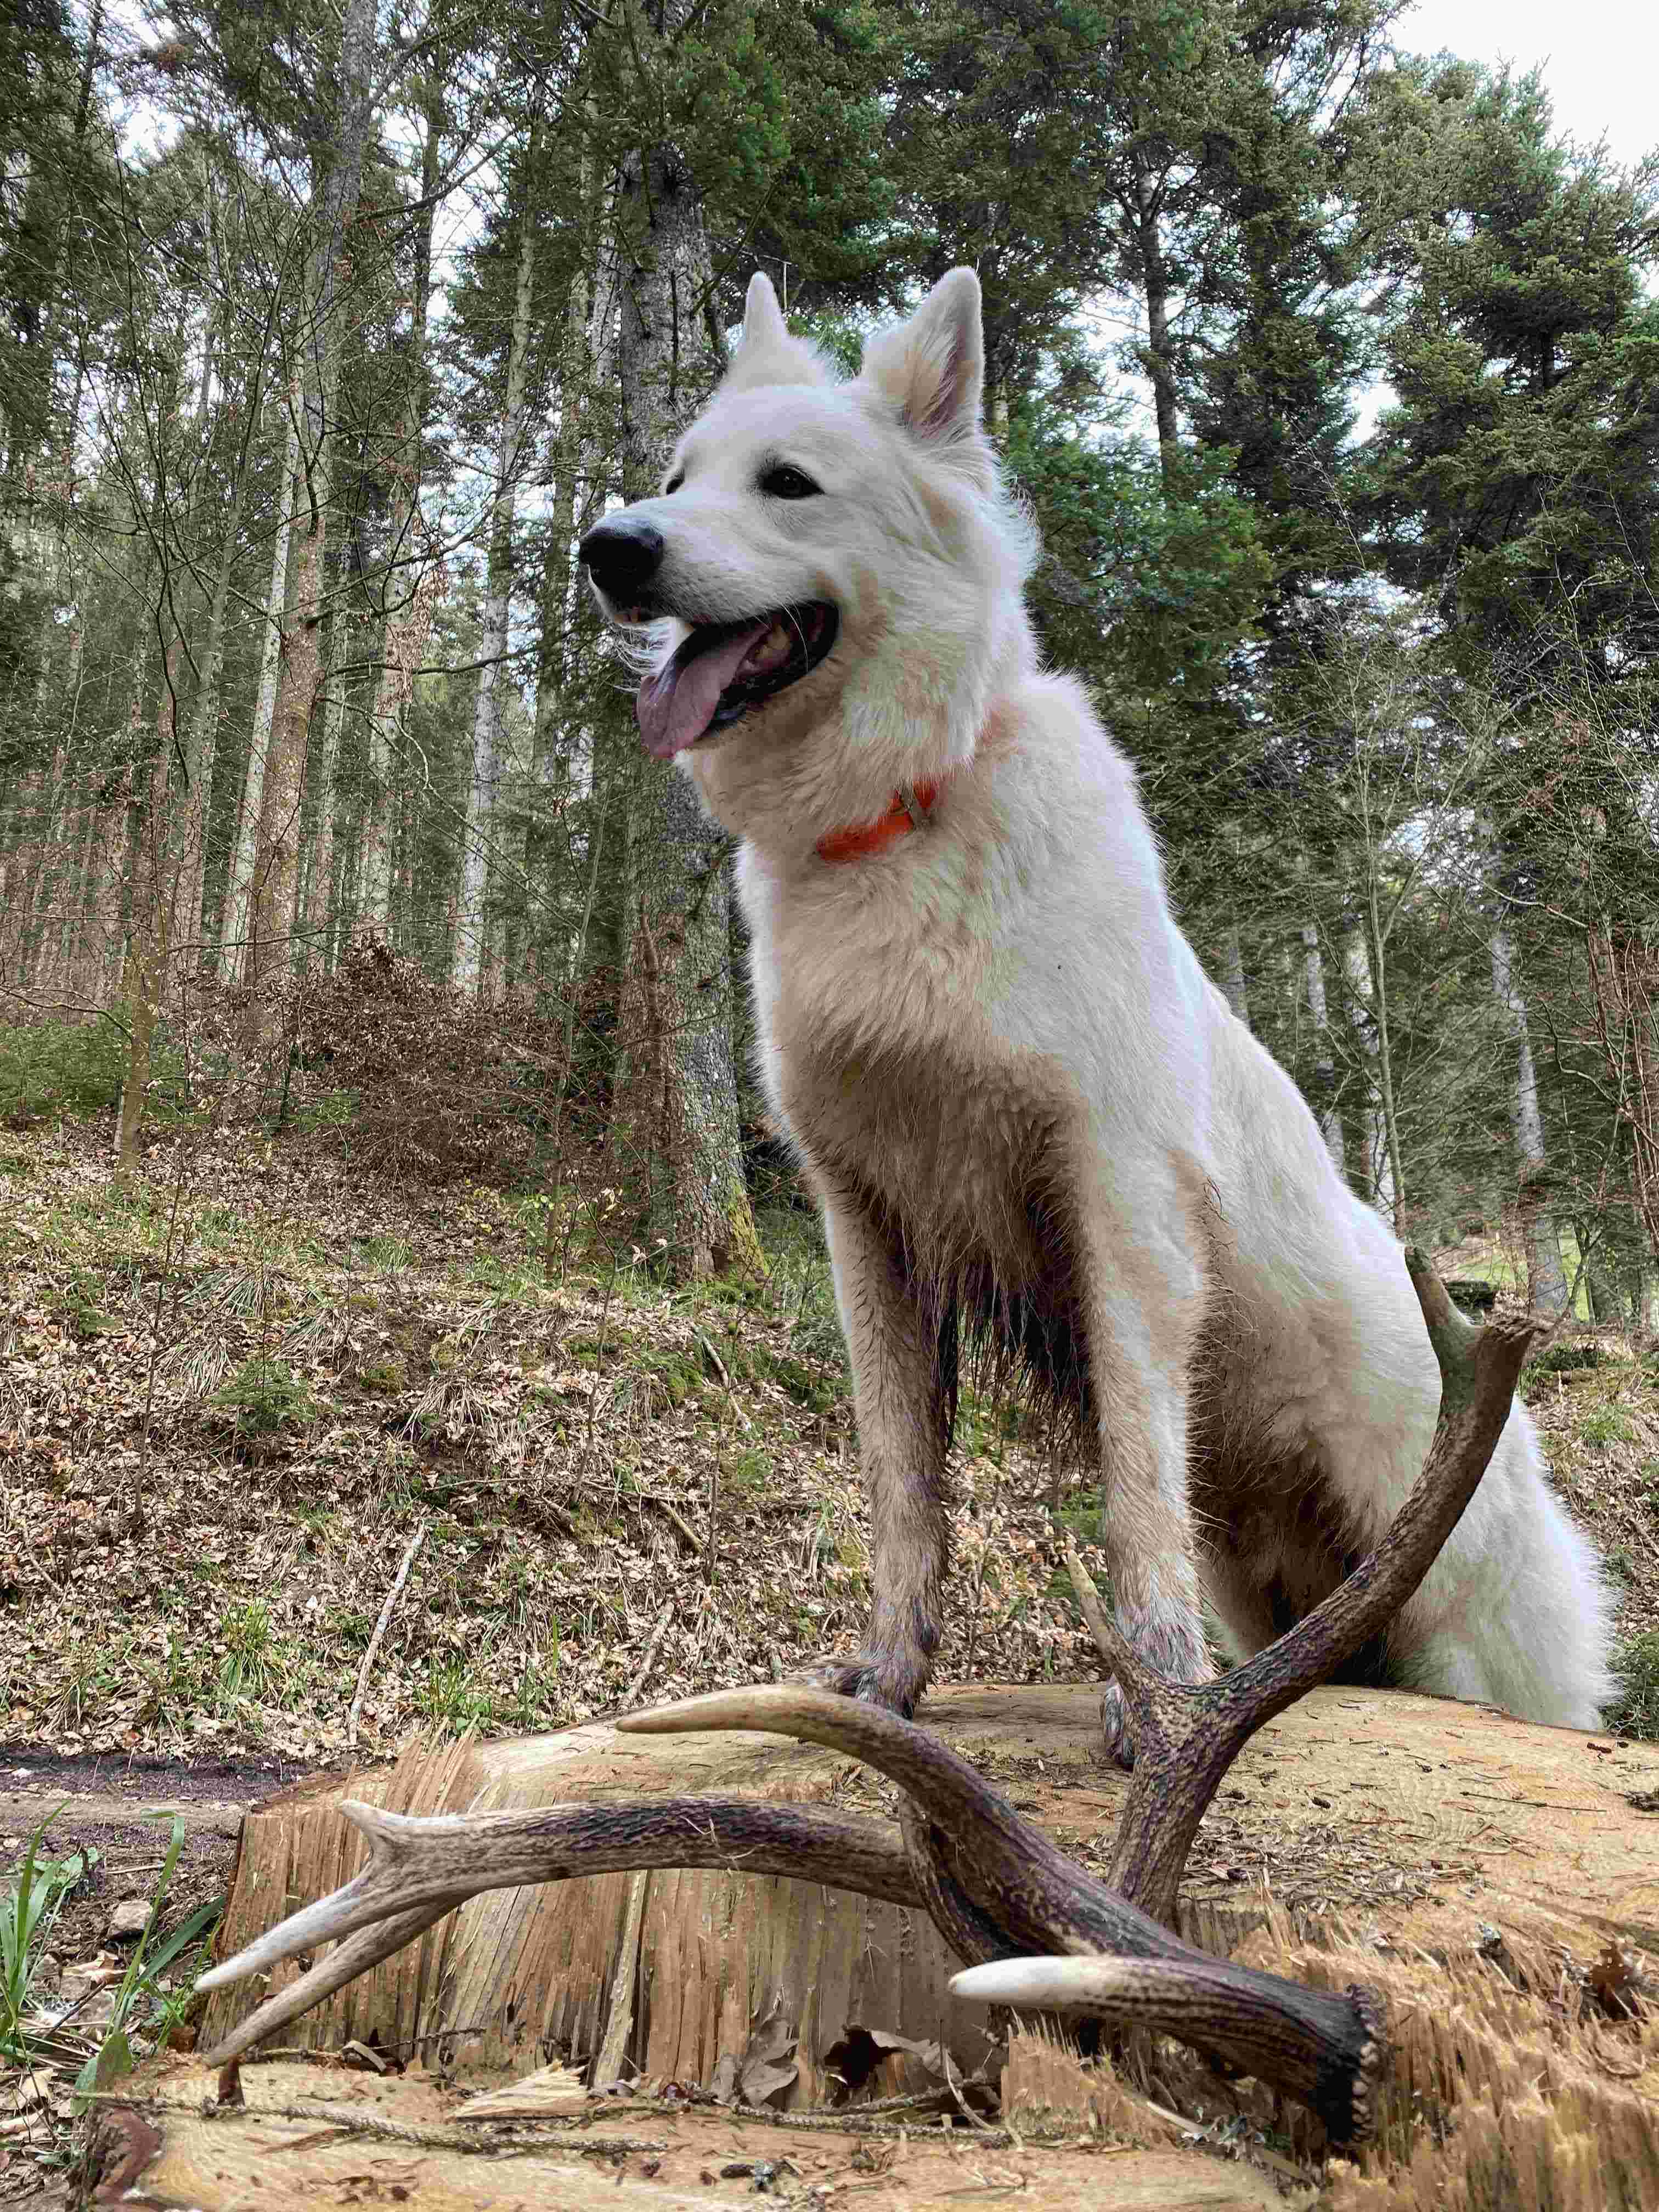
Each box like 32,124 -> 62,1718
580,268 -> 1612,1747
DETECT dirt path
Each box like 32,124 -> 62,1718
0,1745 -> 335,1967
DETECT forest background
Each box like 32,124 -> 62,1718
3,0 -> 1659,1767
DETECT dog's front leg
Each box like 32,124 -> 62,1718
1074,1171 -> 1214,1766
802,1190 -> 951,1717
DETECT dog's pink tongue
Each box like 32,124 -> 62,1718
637,623 -> 770,758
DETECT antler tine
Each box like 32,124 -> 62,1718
1095,1251 -> 1537,1923
206,1902 -> 451,2066
952,1957 -> 1388,2143
623,1686 -> 1183,1958
896,1796 -> 1022,1967
198,1801 -> 454,1991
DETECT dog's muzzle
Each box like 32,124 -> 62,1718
579,517 -> 665,617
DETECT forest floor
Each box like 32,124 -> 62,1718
3,1115 -> 1659,1769
4,1112 -> 1658,1774
1,1119 -> 1099,1771
4,1109 -> 1659,2192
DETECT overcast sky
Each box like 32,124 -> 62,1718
1401,0 -> 1656,169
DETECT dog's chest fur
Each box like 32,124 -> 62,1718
783,1020 -> 1065,1271
772,1012 -> 1103,1427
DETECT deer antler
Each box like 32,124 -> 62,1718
200,1255 -> 1532,2145
198,1797 -> 918,2063
622,1684 -> 1389,2137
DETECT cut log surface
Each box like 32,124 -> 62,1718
88,2060 -> 1286,2210
191,1683 -> 1659,2208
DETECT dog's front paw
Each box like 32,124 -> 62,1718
1099,1680 -> 1136,1771
795,1647 -> 926,1718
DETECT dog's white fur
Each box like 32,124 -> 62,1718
592,268 -> 1612,1737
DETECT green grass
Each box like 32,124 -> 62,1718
1524,1340 -> 1613,1381
1449,1232 -> 1595,1324
1,1809 -> 94,2063
0,1015 -> 200,1128
0,1015 -> 126,1122
461,1253 -> 545,1297
513,1652 -> 562,1731
726,1445 -> 771,1496
356,1233 -> 415,1272
1045,1494 -> 1110,1615
1579,1407 -> 1637,1448
212,1356 -> 315,1436
215,1600 -> 289,1706
1604,1631 -> 1659,1741
414,1654 -> 500,1729
69,1813 -> 222,2113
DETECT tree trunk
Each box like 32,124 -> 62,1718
1342,929 -> 1396,1218
453,156 -> 540,998
222,388 -> 301,974
516,96 -> 613,1006
1,0 -> 101,488
298,578 -> 351,973
1301,921 -> 1345,1176
114,644 -> 180,1181
1134,163 -> 1179,487
1583,927 -> 1659,1302
360,75 -> 444,943
1489,926 -> 1568,1311
176,452 -> 250,980
1217,923 -> 1249,1027
245,0 -> 375,1052
246,492 -> 324,1037
17,736 -> 70,989
1360,878 -> 1409,1238
610,140 -> 762,1280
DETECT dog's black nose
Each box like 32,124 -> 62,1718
579,517 -> 665,602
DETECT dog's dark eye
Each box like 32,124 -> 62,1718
663,471 -> 685,495
759,464 -> 821,500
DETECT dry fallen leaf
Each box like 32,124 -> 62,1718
1587,1941 -> 1647,2021
713,2000 -> 798,2108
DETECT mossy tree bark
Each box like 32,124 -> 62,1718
608,136 -> 762,1282
244,0 -> 375,1060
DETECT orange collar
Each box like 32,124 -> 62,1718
816,777 -> 949,864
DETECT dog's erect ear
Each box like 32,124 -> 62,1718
862,268 -> 985,453
742,272 -> 788,350
721,271 -> 832,395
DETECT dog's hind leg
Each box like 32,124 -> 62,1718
799,1189 -> 952,1717
1070,1154 -> 1214,1765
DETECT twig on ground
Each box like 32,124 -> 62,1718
132,1119 -> 206,1533
622,1602 -> 674,1711
640,1494 -> 702,1554
348,1522 -> 428,1748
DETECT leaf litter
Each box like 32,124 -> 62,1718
1,1122 -> 1103,1769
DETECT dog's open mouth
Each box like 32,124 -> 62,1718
636,602 -> 838,759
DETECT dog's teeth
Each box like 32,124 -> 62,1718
741,619 -> 795,675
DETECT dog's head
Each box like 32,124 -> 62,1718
579,269 -> 1036,836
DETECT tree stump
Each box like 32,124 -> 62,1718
176,1683 -> 1659,2209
